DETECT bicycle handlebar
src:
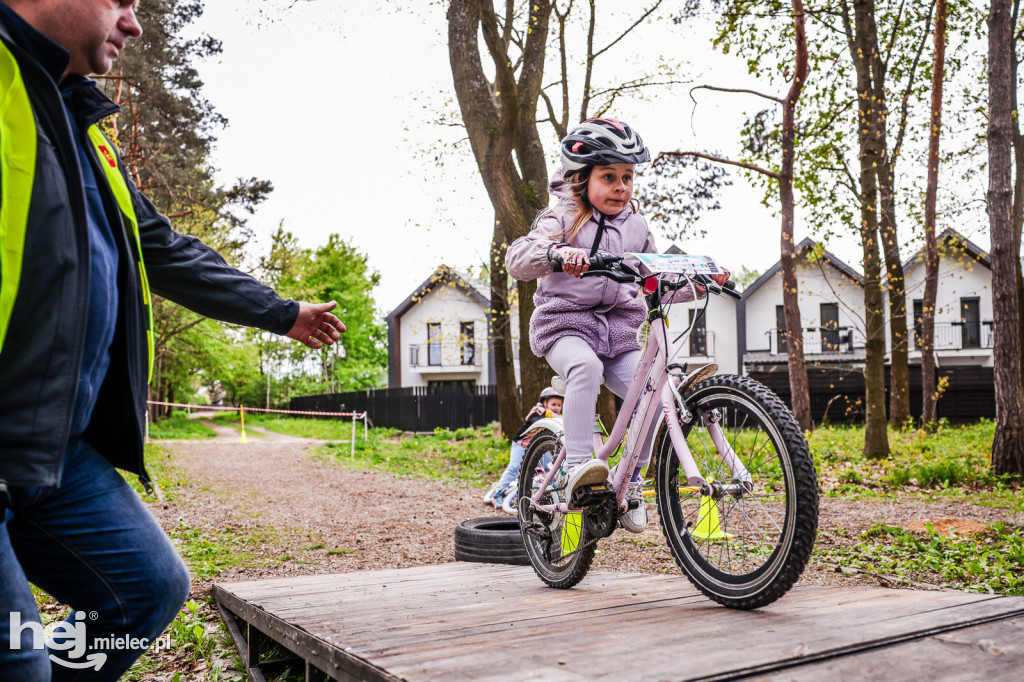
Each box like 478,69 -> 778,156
549,249 -> 742,299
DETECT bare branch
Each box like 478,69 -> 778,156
891,0 -> 936,163
882,0 -> 907,69
690,84 -> 782,104
592,0 -> 664,60
580,0 -> 596,121
655,150 -> 779,179
831,144 -> 863,203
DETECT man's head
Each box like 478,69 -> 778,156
6,0 -> 142,76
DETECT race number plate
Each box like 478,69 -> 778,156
626,253 -> 724,276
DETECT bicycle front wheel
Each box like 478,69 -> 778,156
517,432 -> 596,589
655,374 -> 818,609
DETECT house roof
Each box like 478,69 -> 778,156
902,228 -> 991,272
386,265 -> 490,324
741,237 -> 863,300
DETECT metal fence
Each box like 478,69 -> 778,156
748,366 -> 995,424
290,385 -> 499,432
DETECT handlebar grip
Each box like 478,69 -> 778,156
722,284 -> 742,300
548,250 -> 565,272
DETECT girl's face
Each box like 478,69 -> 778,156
587,163 -> 634,216
544,397 -> 563,415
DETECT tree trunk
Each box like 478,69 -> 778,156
1011,0 -> 1024,385
876,165 -> 910,427
447,0 -> 552,425
921,0 -> 947,427
489,216 -> 523,438
780,0 -> 812,432
852,0 -> 890,457
987,0 -> 1024,474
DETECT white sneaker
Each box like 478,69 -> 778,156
565,459 -> 610,510
502,487 -> 518,514
620,479 -> 648,533
483,481 -> 503,505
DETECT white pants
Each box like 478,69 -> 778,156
544,335 -> 656,468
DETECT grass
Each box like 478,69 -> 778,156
808,419 -> 1020,504
820,520 -> 1024,595
319,425 -> 511,487
148,412 -> 216,440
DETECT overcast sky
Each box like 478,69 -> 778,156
186,1 -> 983,315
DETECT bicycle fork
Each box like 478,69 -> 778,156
661,383 -> 753,494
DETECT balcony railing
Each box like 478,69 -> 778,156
409,343 -> 481,368
676,330 -> 715,357
911,321 -> 994,351
764,327 -> 856,355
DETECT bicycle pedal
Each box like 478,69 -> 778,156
571,482 -> 614,509
626,499 -> 641,511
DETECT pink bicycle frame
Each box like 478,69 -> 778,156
528,313 -> 750,515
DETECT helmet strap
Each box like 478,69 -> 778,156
589,212 -> 607,258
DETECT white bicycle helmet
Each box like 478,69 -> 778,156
559,118 -> 651,173
539,386 -> 564,401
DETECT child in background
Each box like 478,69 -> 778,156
505,118 -> 729,532
483,387 -> 563,510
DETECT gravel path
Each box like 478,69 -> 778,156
148,427 -> 1014,593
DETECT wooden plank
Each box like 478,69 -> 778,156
756,615 -> 1024,681
214,565 -> 1024,681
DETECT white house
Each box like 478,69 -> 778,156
894,229 -> 993,367
739,238 -> 866,373
662,247 -> 741,375
387,266 -> 518,388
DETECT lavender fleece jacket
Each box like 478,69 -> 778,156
506,202 -> 658,358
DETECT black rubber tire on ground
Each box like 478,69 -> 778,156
517,433 -> 596,589
655,374 -> 819,610
453,517 -> 531,566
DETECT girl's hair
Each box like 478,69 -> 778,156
550,167 -> 641,245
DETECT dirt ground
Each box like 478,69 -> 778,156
151,422 -> 1014,594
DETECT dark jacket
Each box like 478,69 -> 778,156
0,18 -> 298,488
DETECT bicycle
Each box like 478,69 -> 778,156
516,252 -> 819,609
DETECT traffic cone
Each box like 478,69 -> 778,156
561,512 -> 582,554
692,490 -> 732,541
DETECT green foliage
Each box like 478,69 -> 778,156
319,424 -> 510,487
820,522 -> 1024,595
148,412 -> 216,440
168,521 -> 257,580
810,420 -> 1014,499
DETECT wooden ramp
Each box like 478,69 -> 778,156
213,563 -> 1024,681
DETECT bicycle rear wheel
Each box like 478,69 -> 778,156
517,432 -> 596,588
655,374 -> 818,609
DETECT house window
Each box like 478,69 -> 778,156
913,299 -> 923,351
775,305 -> 788,354
689,309 -> 707,356
427,322 -> 442,366
460,321 -> 475,365
820,303 -> 839,352
960,297 -> 980,348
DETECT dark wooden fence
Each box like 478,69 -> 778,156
290,385 -> 499,432
749,366 -> 995,424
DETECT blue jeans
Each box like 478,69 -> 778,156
497,441 -> 553,490
0,439 -> 191,681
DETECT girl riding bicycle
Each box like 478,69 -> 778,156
505,119 -> 729,533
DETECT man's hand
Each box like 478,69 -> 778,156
286,301 -> 346,349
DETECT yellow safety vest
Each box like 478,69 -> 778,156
86,126 -> 154,383
0,42 -> 36,354
0,41 -> 153,381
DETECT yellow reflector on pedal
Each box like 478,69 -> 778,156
561,513 -> 582,553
